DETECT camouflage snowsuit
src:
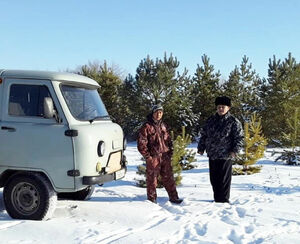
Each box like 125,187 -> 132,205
138,115 -> 179,202
198,112 -> 244,202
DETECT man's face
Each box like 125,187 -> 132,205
153,110 -> 163,121
217,105 -> 230,116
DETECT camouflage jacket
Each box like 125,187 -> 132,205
137,114 -> 172,159
197,112 -> 244,160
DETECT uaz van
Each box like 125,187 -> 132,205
0,70 -> 127,220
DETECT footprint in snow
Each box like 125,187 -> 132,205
194,223 -> 207,236
245,224 -> 255,234
221,215 -> 238,225
162,202 -> 186,215
232,198 -> 249,205
236,207 -> 246,218
228,229 -> 243,244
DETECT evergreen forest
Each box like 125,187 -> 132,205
74,52 -> 300,148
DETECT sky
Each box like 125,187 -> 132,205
1,0 -> 300,79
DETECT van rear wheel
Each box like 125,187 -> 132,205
3,173 -> 57,220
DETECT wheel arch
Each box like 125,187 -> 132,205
1,170 -> 54,190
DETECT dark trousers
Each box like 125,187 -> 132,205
209,159 -> 232,203
146,152 -> 178,202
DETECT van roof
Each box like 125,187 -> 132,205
0,69 -> 99,87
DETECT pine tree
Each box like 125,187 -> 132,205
119,74 -> 143,139
222,56 -> 261,123
75,61 -> 126,126
124,53 -> 198,138
261,53 -> 300,144
233,114 -> 267,175
275,108 -> 300,165
135,161 -> 148,188
282,108 -> 300,150
171,126 -> 196,172
192,54 -> 221,132
170,130 -> 183,185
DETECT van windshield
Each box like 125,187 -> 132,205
61,85 -> 110,121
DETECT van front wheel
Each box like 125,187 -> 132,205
58,185 -> 95,201
3,173 -> 57,220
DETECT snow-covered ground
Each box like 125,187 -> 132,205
1,143 -> 300,244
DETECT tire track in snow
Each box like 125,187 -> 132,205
83,214 -> 170,244
0,221 -> 23,230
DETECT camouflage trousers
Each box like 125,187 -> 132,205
146,152 -> 179,202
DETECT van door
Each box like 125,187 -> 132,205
0,79 -> 75,190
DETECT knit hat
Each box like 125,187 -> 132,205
215,96 -> 231,107
152,103 -> 163,113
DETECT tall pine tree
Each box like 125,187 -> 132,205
281,108 -> 300,150
192,54 -> 221,133
261,53 -> 300,145
222,56 -> 261,123
124,53 -> 197,138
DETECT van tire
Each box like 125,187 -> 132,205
3,173 -> 57,220
58,185 -> 95,200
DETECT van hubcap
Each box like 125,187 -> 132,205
12,182 -> 40,215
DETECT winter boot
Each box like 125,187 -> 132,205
148,198 -> 157,204
169,198 -> 183,204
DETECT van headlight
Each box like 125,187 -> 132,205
97,141 -> 105,157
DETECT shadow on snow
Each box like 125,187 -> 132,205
232,183 -> 300,195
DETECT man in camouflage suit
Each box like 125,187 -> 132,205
138,104 -> 182,204
198,96 -> 244,203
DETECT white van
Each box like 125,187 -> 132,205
0,70 -> 127,220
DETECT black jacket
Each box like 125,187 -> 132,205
197,112 -> 244,160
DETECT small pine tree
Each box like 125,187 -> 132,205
171,126 -> 196,171
181,150 -> 197,170
282,108 -> 300,150
275,150 -> 300,165
136,158 -> 165,188
275,108 -> 300,165
233,114 -> 268,175
135,160 -> 147,188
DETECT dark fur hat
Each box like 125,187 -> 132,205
215,96 -> 231,107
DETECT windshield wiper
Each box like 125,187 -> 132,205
89,115 -> 110,124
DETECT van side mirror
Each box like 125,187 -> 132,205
44,97 -> 55,119
44,97 -> 61,123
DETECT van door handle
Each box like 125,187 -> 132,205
1,126 -> 16,132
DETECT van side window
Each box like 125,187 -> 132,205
9,84 -> 52,117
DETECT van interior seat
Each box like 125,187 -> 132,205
9,102 -> 25,116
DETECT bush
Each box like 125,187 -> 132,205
233,114 -> 267,175
275,150 -> 300,165
171,126 -> 196,172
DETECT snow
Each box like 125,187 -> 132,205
1,143 -> 300,243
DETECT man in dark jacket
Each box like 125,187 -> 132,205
198,96 -> 244,203
138,104 -> 182,204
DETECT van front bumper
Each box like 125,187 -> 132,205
82,166 -> 127,185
